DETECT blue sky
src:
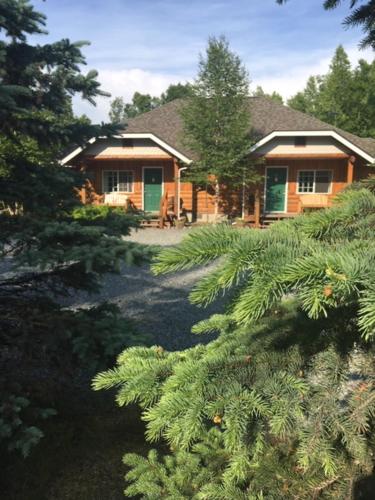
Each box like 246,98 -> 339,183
31,0 -> 373,122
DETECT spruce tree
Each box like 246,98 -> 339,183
0,0 -> 151,456
181,36 -> 255,219
318,46 -> 353,129
287,76 -> 321,116
288,46 -> 353,130
95,184 -> 375,498
288,46 -> 375,137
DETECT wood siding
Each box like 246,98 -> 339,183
83,159 -> 175,210
78,158 -> 195,214
189,156 -> 374,217
76,155 -> 373,218
266,157 -> 347,213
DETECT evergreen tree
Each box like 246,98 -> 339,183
318,46 -> 353,129
181,36 -> 255,218
287,75 -> 321,116
288,46 -> 375,137
95,184 -> 375,498
350,58 -> 375,137
0,0 -> 151,456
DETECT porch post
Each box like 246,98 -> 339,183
80,164 -> 87,204
174,159 -> 179,219
254,187 -> 261,228
347,155 -> 355,184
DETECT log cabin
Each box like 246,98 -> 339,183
62,97 -> 375,227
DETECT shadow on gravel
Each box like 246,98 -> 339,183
64,261 -> 225,351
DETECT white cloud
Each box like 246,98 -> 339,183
73,45 -> 373,122
73,68 -> 192,122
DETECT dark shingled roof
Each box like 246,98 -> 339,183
124,97 -> 375,160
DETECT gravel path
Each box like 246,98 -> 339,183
68,228 -> 223,350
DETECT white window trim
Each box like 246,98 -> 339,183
264,166 -> 289,213
297,169 -> 333,195
102,169 -> 135,194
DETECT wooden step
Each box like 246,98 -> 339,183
140,218 -> 161,228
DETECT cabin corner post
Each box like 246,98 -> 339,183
347,155 -> 355,184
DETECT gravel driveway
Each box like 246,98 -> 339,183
69,228 -> 224,350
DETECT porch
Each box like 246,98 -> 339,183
77,153 -> 360,229
78,157 -> 192,228
243,154 -> 356,228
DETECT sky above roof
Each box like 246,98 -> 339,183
31,0 -> 374,123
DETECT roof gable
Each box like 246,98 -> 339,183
124,97 -> 375,162
62,97 -> 375,164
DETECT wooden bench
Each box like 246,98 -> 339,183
103,192 -> 129,206
298,194 -> 330,212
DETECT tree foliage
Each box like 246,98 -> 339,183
0,0 -> 151,456
252,85 -> 283,104
108,83 -> 193,123
95,184 -> 375,498
288,45 -> 375,137
180,36 -> 258,217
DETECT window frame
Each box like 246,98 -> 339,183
297,169 -> 333,195
102,169 -> 134,194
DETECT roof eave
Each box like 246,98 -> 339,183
60,133 -> 193,166
250,130 -> 375,164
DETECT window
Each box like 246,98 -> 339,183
297,170 -> 332,194
122,138 -> 134,148
295,136 -> 306,147
103,170 -> 133,193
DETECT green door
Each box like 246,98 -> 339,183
144,168 -> 163,212
265,167 -> 287,212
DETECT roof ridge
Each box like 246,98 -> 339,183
122,95 -> 375,160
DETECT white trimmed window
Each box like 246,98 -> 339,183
103,170 -> 133,193
297,170 -> 332,194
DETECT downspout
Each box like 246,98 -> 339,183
177,166 -> 188,221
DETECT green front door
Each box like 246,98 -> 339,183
265,167 -> 287,212
144,168 -> 163,212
